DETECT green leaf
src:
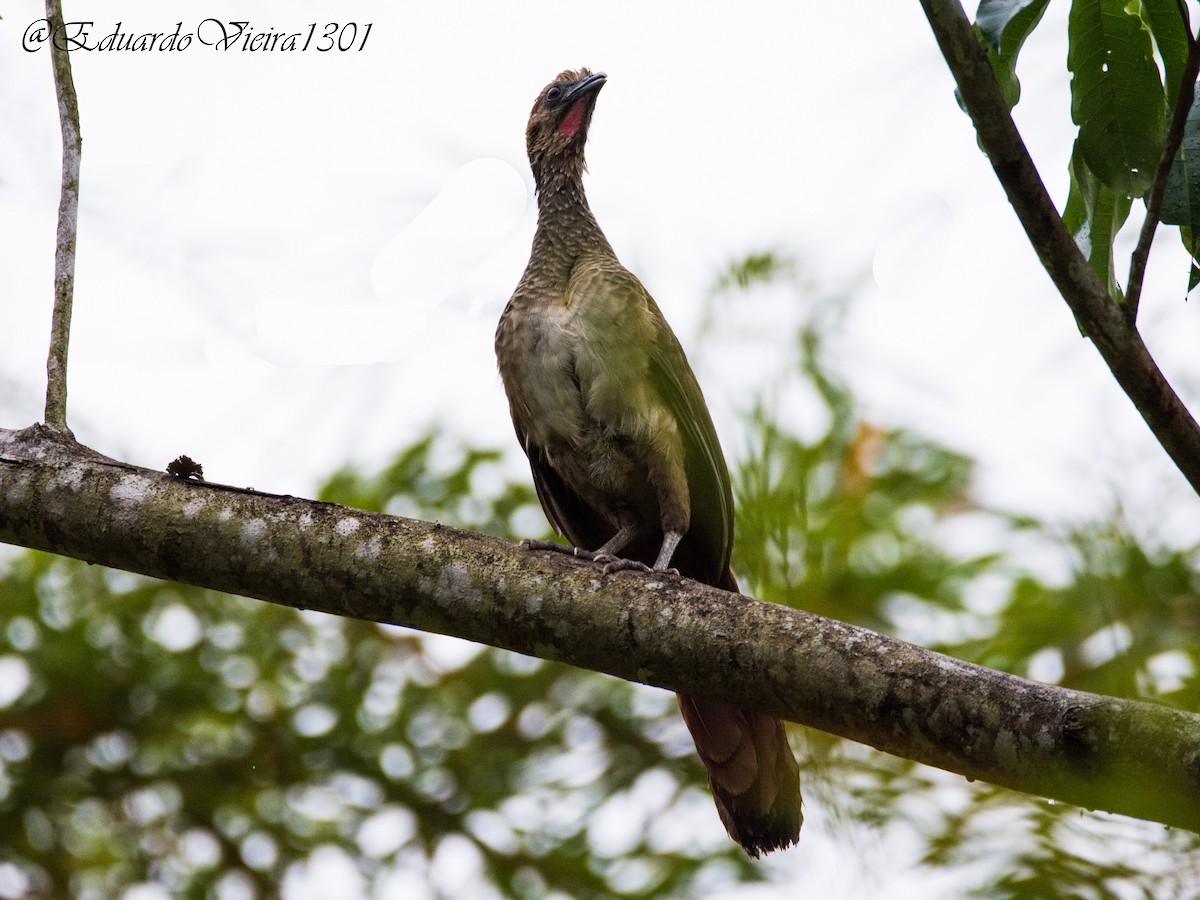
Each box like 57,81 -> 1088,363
1160,95 -> 1200,227
977,0 -> 1048,48
1063,141 -> 1134,301
975,0 -> 1052,108
1139,0 -> 1191,110
1068,0 -> 1166,194
1180,227 -> 1200,292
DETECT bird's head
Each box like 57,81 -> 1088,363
525,68 -> 607,189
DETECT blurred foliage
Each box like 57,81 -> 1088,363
2,255 -> 1200,898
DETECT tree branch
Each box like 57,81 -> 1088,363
2,424 -> 1200,832
918,0 -> 1200,498
43,0 -> 81,432
1126,26 -> 1200,322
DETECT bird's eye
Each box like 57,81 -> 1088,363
545,86 -> 563,105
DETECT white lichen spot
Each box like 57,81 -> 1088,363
355,536 -> 383,562
934,656 -> 973,677
335,517 -> 361,537
4,481 -> 29,505
219,507 -> 235,521
241,519 -> 268,544
110,474 -> 152,504
495,578 -> 506,594
51,464 -> 87,492
421,537 -> 435,553
995,729 -> 1020,769
435,563 -> 482,608
526,595 -> 543,614
297,512 -> 314,529
182,498 -> 206,519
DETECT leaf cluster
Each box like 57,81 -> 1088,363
977,0 -> 1200,296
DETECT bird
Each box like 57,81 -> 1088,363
494,68 -> 802,857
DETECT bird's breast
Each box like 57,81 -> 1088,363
496,293 -> 588,449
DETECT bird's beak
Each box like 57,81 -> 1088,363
563,72 -> 607,104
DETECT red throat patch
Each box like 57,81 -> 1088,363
558,99 -> 586,136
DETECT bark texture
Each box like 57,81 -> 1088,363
2,424 -> 1200,831
43,0 -> 81,430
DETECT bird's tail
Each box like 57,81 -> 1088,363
676,696 -> 802,857
676,566 -> 802,857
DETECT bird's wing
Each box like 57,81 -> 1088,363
568,261 -> 735,584
642,292 -> 735,586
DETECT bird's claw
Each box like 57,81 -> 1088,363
597,555 -> 682,577
600,558 -> 680,577
599,556 -> 650,575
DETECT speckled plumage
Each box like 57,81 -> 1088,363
496,69 -> 802,856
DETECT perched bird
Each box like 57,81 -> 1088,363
495,68 -> 802,856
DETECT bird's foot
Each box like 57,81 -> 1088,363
596,554 -> 679,577
519,541 -> 678,577
596,554 -> 649,575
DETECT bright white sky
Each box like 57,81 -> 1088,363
2,1 -> 1197,896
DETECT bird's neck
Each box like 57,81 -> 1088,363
531,168 -> 614,268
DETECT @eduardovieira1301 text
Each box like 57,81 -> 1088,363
23,19 -> 374,53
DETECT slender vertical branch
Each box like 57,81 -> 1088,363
43,0 -> 81,432
1126,28 -> 1200,322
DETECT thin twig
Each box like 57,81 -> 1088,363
43,0 -> 81,432
1126,27 -> 1200,322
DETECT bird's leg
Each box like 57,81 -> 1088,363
520,522 -> 638,563
652,529 -> 683,571
598,529 -> 683,577
592,523 -> 637,560
522,523 -> 680,577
